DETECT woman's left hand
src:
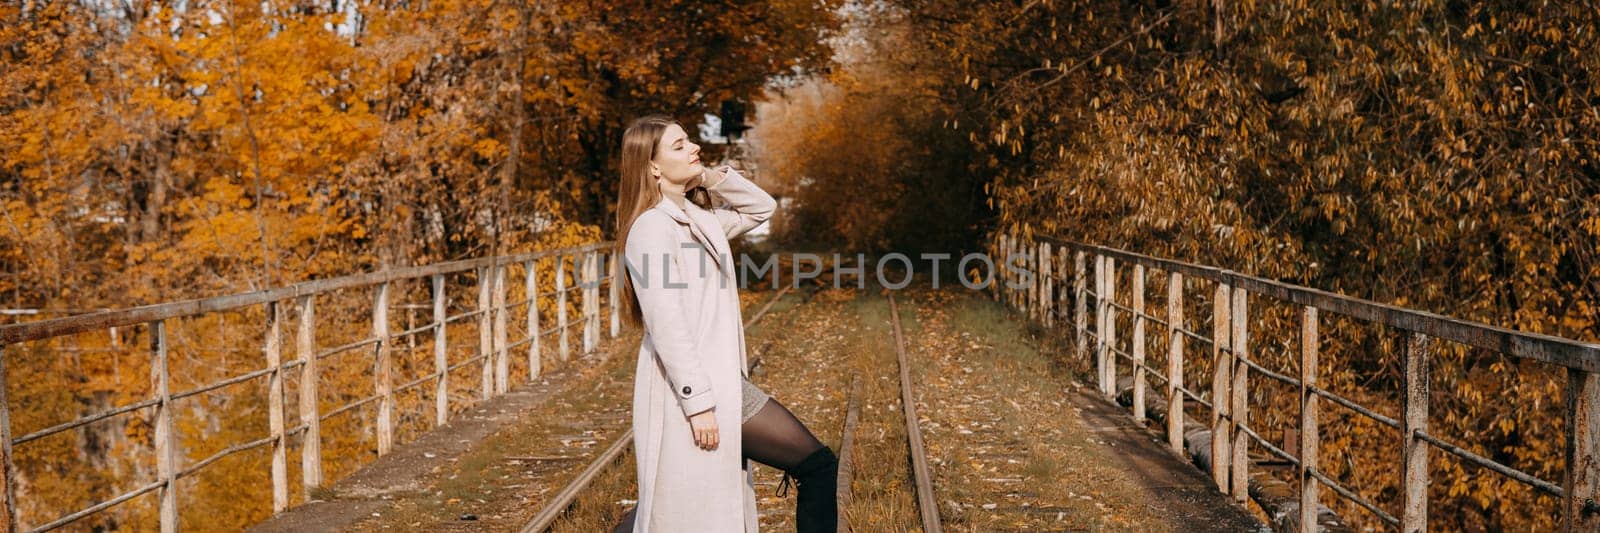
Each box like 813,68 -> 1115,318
696,165 -> 726,190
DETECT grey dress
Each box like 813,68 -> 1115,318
741,377 -> 771,423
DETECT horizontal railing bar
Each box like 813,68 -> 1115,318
27,480 -> 165,533
1236,356 -> 1302,390
1083,289 -> 1099,299
1414,430 -> 1562,497
321,393 -> 382,421
1307,467 -> 1400,526
1177,384 -> 1212,410
1140,365 -> 1168,384
395,371 -> 443,394
1237,424 -> 1300,468
1174,325 -> 1214,345
178,435 -> 276,479
446,353 -> 489,373
1106,301 -> 1175,329
0,242 -> 613,344
13,398 -> 161,446
318,337 -> 380,360
389,323 -> 437,341
444,309 -> 491,324
170,366 -> 276,401
506,336 -> 535,350
540,324 -> 563,336
1307,384 -> 1401,430
1043,236 -> 1600,372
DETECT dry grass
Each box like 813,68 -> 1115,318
344,332 -> 640,531
901,286 -> 1220,532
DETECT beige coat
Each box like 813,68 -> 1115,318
624,166 -> 776,532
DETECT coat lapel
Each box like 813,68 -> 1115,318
653,197 -> 729,276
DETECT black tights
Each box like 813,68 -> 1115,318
614,399 -> 836,532
742,399 -> 825,471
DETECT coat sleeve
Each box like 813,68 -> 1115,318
624,214 -> 717,416
703,165 -> 777,240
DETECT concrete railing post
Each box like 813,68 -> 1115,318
1401,332 -> 1432,532
1074,251 -> 1087,364
298,296 -> 322,496
610,251 -> 620,338
556,254 -> 570,361
1230,289 -> 1249,502
1132,264 -> 1147,422
432,274 -> 448,426
374,282 -> 394,456
1040,242 -> 1052,327
265,301 -> 288,513
1299,306 -> 1320,533
1102,256 -> 1118,398
526,260 -> 541,381
151,321 -> 177,533
1093,255 -> 1107,395
1166,272 -> 1185,453
493,264 -> 509,393
1210,282 -> 1232,491
1564,367 -> 1600,532
0,343 -> 11,533
477,267 -> 493,399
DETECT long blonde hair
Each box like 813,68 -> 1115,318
615,114 -> 675,328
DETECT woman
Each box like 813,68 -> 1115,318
614,114 -> 838,532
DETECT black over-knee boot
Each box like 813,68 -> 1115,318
780,446 -> 838,533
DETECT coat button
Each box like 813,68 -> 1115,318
682,386 -> 692,395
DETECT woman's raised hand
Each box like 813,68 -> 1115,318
688,409 -> 719,451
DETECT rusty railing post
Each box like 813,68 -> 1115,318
1401,332 -> 1432,532
1299,306 -> 1320,533
298,295 -> 321,495
265,301 -> 288,513
1211,282 -> 1232,490
374,282 -> 394,456
432,274 -> 448,426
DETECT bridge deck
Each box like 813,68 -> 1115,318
250,282 -> 1262,532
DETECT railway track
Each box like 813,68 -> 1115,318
519,284 -> 810,532
886,294 -> 943,533
518,286 -> 943,533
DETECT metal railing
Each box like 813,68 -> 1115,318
0,241 -> 620,533
993,232 -> 1600,533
